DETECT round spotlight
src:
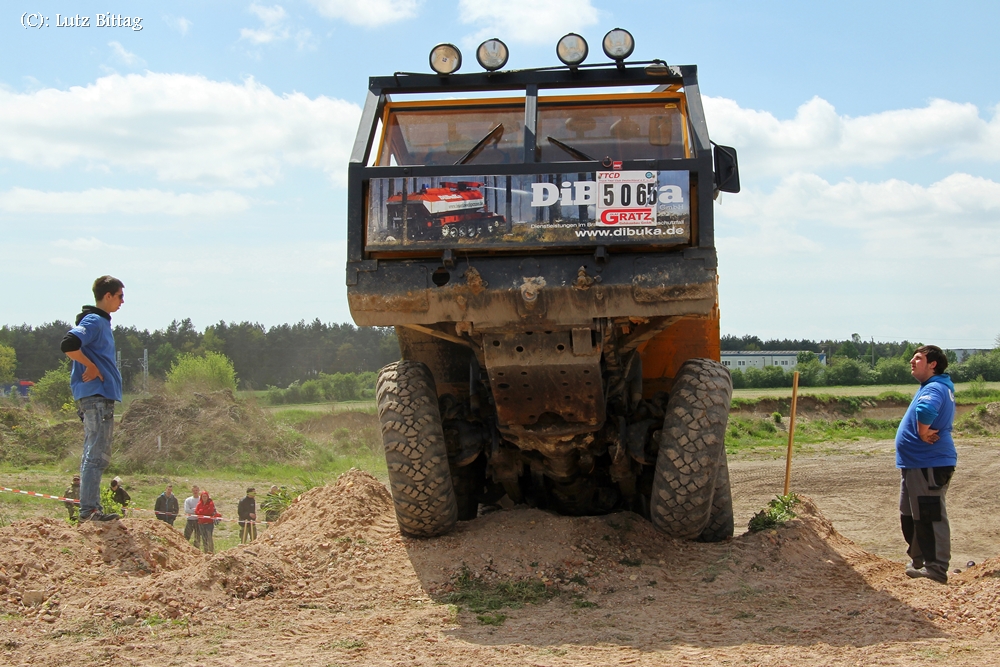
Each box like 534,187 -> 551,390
476,38 -> 509,72
556,33 -> 588,67
602,28 -> 634,61
429,43 -> 462,75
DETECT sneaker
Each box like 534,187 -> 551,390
906,566 -> 947,584
80,511 -> 121,522
909,559 -> 924,570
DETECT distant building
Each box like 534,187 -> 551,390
721,351 -> 826,371
950,349 -> 991,363
0,380 -> 34,398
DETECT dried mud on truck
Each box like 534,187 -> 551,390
346,32 -> 741,541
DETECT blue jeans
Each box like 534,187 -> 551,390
77,396 -> 115,517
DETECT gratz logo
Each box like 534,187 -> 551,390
600,209 -> 653,225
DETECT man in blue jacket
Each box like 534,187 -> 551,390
896,344 -> 956,584
61,276 -> 125,522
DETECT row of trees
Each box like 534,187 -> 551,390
732,349 -> 1000,389
5,321 -> 998,393
721,333 -> 932,363
0,319 -> 399,391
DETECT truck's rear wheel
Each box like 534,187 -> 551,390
697,448 -> 734,542
376,361 -> 458,538
650,358 -> 733,539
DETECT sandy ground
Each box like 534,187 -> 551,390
2,441 -> 1000,666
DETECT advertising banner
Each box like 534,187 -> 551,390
365,170 -> 690,250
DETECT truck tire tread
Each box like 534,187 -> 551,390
650,358 -> 733,539
376,361 -> 458,538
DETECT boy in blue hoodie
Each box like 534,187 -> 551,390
895,344 -> 956,584
61,276 -> 125,522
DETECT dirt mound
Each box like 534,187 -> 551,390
115,390 -> 303,468
731,394 -> 911,419
0,406 -> 78,464
3,472 -> 1000,665
0,517 -> 203,615
956,402 -> 1000,435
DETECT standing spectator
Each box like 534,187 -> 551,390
264,484 -> 281,524
64,475 -> 81,522
195,490 -> 220,554
896,345 -> 957,584
154,484 -> 179,525
238,487 -> 257,543
184,485 -> 202,548
61,275 -> 125,522
110,477 -> 131,516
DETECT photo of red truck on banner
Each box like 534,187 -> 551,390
365,170 -> 690,250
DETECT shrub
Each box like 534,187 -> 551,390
748,493 -> 800,532
872,357 -> 912,384
952,351 -> 1000,382
744,365 -> 792,388
825,358 -> 873,386
0,343 -> 16,383
729,368 -> 746,389
299,379 -> 322,403
265,372 -> 378,404
165,352 -> 238,393
795,359 -> 825,387
29,362 -> 74,411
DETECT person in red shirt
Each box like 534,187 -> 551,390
194,490 -> 221,554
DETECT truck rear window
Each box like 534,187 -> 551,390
376,95 -> 690,166
537,98 -> 689,162
378,104 -> 526,166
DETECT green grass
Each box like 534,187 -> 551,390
262,400 -> 377,414
725,415 -> 900,453
748,493 -> 800,533
441,567 -> 557,620
733,381 -> 1000,400
955,388 -> 1000,404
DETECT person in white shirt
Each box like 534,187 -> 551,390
183,485 -> 201,548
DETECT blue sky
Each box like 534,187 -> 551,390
2,1 -> 998,348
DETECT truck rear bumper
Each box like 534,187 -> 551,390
348,248 -> 718,328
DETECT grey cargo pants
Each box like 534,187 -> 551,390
900,466 -> 954,579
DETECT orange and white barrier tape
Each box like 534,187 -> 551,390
0,485 -> 273,525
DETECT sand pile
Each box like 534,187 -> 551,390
3,470 -> 1000,666
956,402 -> 1000,435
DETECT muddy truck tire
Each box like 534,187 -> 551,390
650,358 -> 733,539
376,361 -> 458,538
698,448 -> 734,542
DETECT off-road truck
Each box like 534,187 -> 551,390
347,32 -> 741,540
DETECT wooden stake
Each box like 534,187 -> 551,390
783,371 -> 800,496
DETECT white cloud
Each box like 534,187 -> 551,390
53,238 -> 128,253
48,238 -> 128,269
108,41 -> 144,67
306,0 -> 420,27
241,3 -> 290,43
716,172 -> 1000,342
168,16 -> 192,35
0,73 -> 362,187
459,0 -> 600,45
249,3 -> 287,25
0,188 -> 250,215
704,96 -> 1000,176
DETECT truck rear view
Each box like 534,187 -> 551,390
347,31 -> 741,540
